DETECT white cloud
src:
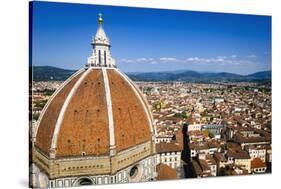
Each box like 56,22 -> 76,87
185,57 -> 223,64
247,54 -> 257,58
159,57 -> 177,61
217,58 -> 224,62
119,55 -> 255,67
184,55 -> 254,66
120,58 -> 133,63
119,57 -> 156,64
136,58 -> 148,62
186,57 -> 199,61
217,56 -> 227,59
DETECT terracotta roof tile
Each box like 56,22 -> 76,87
56,69 -> 110,157
251,158 -> 266,169
156,142 -> 181,153
107,69 -> 152,152
156,163 -> 177,180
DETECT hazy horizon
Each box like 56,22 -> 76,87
32,65 -> 271,76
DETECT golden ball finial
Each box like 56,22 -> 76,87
98,13 -> 103,25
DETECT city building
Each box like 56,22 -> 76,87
251,158 -> 267,174
191,154 -> 217,178
226,144 -> 251,173
188,123 -> 202,132
245,145 -> 266,162
213,152 -> 228,176
31,14 -> 157,188
156,142 -> 183,178
202,124 -> 225,139
156,163 -> 177,180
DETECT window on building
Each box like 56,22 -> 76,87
98,50 -> 101,65
104,51 -> 107,66
129,165 -> 139,179
78,178 -> 93,186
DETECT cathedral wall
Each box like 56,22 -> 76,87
111,141 -> 153,173
47,155 -> 157,188
51,156 -> 111,178
33,141 -> 155,179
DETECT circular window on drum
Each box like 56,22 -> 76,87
77,178 -> 93,186
129,165 -> 139,179
129,164 -> 142,182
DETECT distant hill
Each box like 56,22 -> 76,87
127,70 -> 271,83
246,71 -> 272,80
32,66 -> 271,83
32,66 -> 76,81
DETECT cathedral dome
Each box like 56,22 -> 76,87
32,15 -> 156,185
35,67 -> 154,158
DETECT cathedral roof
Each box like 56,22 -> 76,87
35,68 -> 154,158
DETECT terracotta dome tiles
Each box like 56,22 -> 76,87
56,69 -> 110,157
35,71 -> 85,155
107,69 -> 152,152
35,68 -> 153,158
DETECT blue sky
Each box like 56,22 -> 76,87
31,1 -> 271,75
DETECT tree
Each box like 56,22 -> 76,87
182,111 -> 189,119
